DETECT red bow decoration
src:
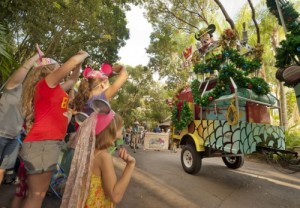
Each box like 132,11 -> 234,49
183,46 -> 192,60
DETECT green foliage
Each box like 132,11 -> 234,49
110,65 -> 170,127
0,23 -> 16,86
275,28 -> 300,68
191,47 -> 269,106
144,0 -> 224,91
286,89 -> 297,117
285,128 -> 300,148
193,48 -> 261,75
266,0 -> 299,31
266,0 -> 300,69
171,100 -> 193,131
0,0 -> 133,67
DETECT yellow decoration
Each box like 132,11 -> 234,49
226,99 -> 239,126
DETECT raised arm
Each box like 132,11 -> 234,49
45,50 -> 89,88
60,63 -> 81,91
104,65 -> 128,100
101,148 -> 135,204
6,53 -> 41,90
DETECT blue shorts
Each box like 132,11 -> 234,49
0,137 -> 20,169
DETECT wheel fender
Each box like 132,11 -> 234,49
180,133 -> 205,152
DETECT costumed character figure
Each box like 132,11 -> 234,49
192,24 -> 221,78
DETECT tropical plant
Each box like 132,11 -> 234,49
0,23 -> 15,87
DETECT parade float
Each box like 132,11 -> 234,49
169,0 -> 300,174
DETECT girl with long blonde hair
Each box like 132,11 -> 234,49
19,50 -> 89,208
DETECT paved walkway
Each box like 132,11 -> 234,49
0,183 -> 61,208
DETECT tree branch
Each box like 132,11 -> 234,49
213,0 -> 235,29
247,0 -> 260,43
161,3 -> 198,29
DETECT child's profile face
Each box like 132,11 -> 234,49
100,80 -> 110,91
115,126 -> 123,140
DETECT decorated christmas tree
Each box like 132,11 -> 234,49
191,28 -> 269,106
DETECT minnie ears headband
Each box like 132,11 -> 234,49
83,63 -> 114,79
34,58 -> 58,67
34,44 -> 113,78
75,99 -> 115,135
33,44 -> 58,67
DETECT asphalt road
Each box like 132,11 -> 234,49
1,145 -> 300,208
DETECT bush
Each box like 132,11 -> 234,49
285,128 -> 300,148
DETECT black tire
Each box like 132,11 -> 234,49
181,144 -> 202,174
222,155 -> 244,169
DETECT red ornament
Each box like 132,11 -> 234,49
248,83 -> 253,89
209,96 -> 214,101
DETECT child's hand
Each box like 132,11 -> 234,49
112,64 -> 124,74
77,50 -> 89,57
118,147 -> 136,165
36,44 -> 44,59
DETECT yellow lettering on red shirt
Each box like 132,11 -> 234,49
61,97 -> 69,109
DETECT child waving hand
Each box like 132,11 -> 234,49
61,99 -> 135,208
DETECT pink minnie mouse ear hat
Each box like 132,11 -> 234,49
100,63 -> 112,76
87,71 -> 108,79
92,99 -> 115,134
34,58 -> 58,68
82,66 -> 108,79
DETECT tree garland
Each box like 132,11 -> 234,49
275,28 -> 300,68
171,101 -> 193,131
266,0 -> 299,31
193,48 -> 261,75
191,47 -> 270,106
267,0 -> 300,69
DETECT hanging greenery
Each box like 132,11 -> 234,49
191,79 -> 201,104
193,48 -> 261,75
191,47 -> 269,106
267,0 -> 300,69
275,28 -> 300,68
171,101 -> 193,131
266,0 -> 299,32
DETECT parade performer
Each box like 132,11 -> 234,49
61,99 -> 135,208
192,24 -> 221,77
19,50 -> 89,208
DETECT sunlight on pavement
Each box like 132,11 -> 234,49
113,157 -> 199,208
230,170 -> 300,190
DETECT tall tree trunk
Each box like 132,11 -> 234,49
271,28 -> 288,129
279,82 -> 288,129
